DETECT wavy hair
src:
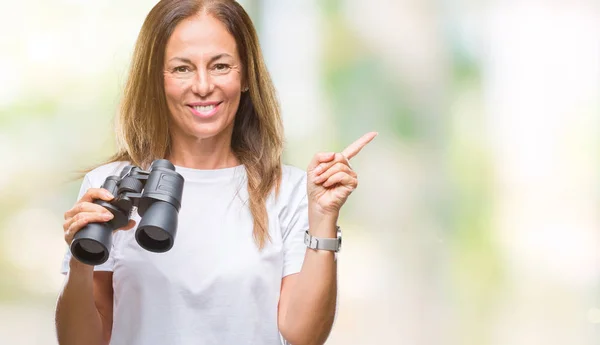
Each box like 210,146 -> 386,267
93,0 -> 283,249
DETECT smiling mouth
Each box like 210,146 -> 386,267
188,103 -> 221,118
192,105 -> 216,112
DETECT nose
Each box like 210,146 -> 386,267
191,68 -> 214,96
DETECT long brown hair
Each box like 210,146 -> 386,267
96,0 -> 283,249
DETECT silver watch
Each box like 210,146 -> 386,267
304,226 -> 342,252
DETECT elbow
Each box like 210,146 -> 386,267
279,319 -> 305,345
279,320 -> 333,345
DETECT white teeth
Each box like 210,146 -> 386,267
193,105 -> 216,113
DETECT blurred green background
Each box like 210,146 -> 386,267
1,0 -> 599,344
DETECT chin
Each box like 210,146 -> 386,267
188,123 -> 233,140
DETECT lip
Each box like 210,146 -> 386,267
188,101 -> 221,107
187,102 -> 222,118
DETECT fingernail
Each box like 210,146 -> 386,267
103,213 -> 113,220
103,191 -> 114,199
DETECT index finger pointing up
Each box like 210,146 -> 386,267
341,131 -> 378,160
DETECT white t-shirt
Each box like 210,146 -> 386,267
61,161 -> 309,345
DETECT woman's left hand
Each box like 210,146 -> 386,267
307,132 -> 378,224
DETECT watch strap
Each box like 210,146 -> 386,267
304,227 -> 342,252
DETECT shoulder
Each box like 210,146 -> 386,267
84,161 -> 131,187
281,164 -> 307,185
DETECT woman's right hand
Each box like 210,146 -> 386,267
63,188 -> 136,246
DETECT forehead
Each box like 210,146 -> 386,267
165,13 -> 238,59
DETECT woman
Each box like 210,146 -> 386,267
56,1 -> 376,344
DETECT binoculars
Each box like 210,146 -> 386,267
71,159 -> 185,266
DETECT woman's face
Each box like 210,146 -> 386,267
163,13 -> 243,142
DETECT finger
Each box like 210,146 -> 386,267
307,152 -> 336,172
64,201 -> 113,220
314,153 -> 352,177
64,211 -> 114,233
314,162 -> 355,184
65,217 -> 89,245
322,171 -> 358,189
115,219 -> 137,232
64,212 -> 114,243
341,131 -> 378,160
78,187 -> 114,204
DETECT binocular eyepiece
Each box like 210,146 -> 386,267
70,159 -> 185,266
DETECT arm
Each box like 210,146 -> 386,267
278,219 -> 338,345
279,133 -> 377,345
55,259 -> 114,345
56,177 -> 139,345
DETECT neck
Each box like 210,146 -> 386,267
166,130 -> 240,170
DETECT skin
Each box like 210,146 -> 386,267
163,12 -> 244,169
277,131 -> 377,345
56,11 -> 377,345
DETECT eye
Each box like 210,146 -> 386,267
212,63 -> 231,73
173,66 -> 191,73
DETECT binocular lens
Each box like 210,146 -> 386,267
79,240 -> 104,254
70,222 -> 111,265
135,201 -> 178,253
143,227 -> 170,241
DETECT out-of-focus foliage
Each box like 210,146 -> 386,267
1,0 -> 599,344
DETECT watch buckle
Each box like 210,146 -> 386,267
310,236 -> 319,249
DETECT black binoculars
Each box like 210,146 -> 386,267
71,159 -> 185,266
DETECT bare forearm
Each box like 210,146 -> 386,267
284,220 -> 338,345
55,260 -> 105,345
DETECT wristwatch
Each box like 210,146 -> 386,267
304,226 -> 342,252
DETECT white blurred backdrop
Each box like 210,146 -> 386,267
0,0 -> 599,344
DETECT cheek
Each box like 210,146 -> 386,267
221,81 -> 242,102
215,73 -> 242,94
164,77 -> 188,102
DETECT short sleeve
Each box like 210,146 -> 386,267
280,176 -> 310,277
60,174 -> 116,274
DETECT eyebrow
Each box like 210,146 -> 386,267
168,53 -> 233,64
